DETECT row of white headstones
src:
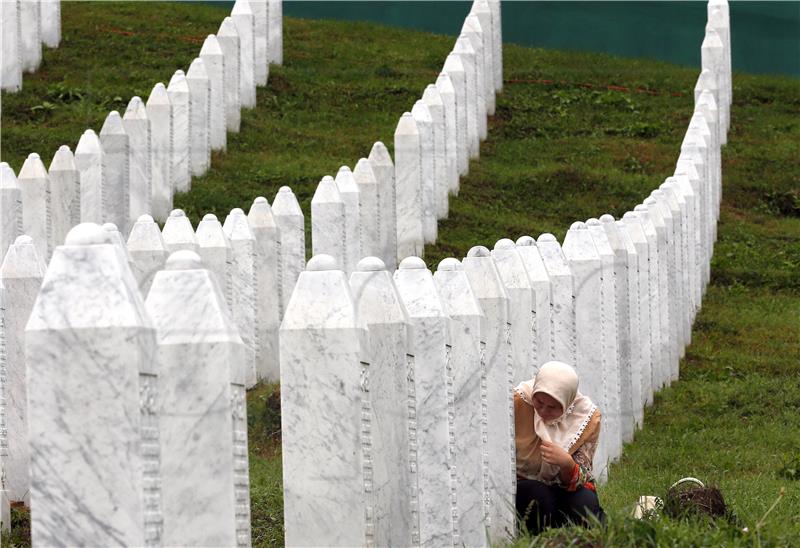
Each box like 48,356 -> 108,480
0,0 -> 731,546
0,0 -> 61,93
0,0 -> 284,267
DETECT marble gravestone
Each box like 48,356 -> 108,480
40,0 -> 61,48
368,141 -> 398,271
18,153 -> 51,262
186,58 -> 212,177
1,236 -> 45,504
433,258 -> 489,548
701,29 -> 726,145
268,0 -> 283,65
232,0 -> 257,109
394,112 -> 424,261
461,246 -> 515,543
586,219 -> 622,463
196,213 -> 233,309
534,234 -> 575,365
145,250 -> 248,547
99,111 -> 130,233
311,176 -> 345,269
488,0 -> 503,92
335,166 -> 361,275
562,222 -> 609,480
435,72 -> 459,195
218,18 -> 242,133
670,167 -> 701,308
353,158 -> 381,258
127,214 -> 168,296
75,130 -> 104,225
223,209 -> 258,389
251,0 -> 269,86
0,0 -> 22,92
0,163 -> 23,260
648,192 -> 682,365
200,35 -> 227,152
422,85 -> 448,220
515,236 -> 553,364
462,14 -> 487,141
394,256 -> 457,547
279,255 -> 368,546
26,223 -> 161,546
161,209 -> 198,255
146,83 -> 173,222
349,257 -> 414,548
167,71 -> 192,194
492,239 -> 535,383
123,97 -> 153,223
272,186 -> 305,317
248,197 -> 281,382
412,100 -> 437,245
442,53 -> 468,177
658,183 -> 691,352
47,146 -> 80,253
471,0 -> 495,116
453,35 -> 479,159
19,0 -> 42,74
103,223 -> 134,272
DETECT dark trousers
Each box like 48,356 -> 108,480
516,479 -> 605,535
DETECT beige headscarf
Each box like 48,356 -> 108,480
514,361 -> 598,482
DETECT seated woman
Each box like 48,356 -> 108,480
514,361 -> 605,535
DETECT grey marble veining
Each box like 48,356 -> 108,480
453,35 -> 479,159
335,166 -> 361,275
492,239 -> 536,384
232,0 -> 256,109
471,0 -> 495,115
47,146 -> 80,253
433,258 -> 489,548
0,163 -> 23,261
435,72 -> 459,195
280,255 -> 368,546
412,101 -> 437,245
562,223 -> 608,480
462,246 -> 515,543
442,53 -> 468,177
99,111 -> 130,233
268,0 -> 283,65
167,71 -> 192,194
462,14 -> 487,141
25,223 -> 161,546
1,236 -> 45,504
201,35 -> 227,152
123,97 -> 153,224
146,83 -> 173,222
354,158 -> 381,258
394,257 -> 457,547
272,186 -> 305,317
223,209 -> 258,388
422,85 -> 448,220
196,213 -> 233,310
312,176 -> 346,269
350,257 -> 414,548
394,113 -> 424,262
535,234 -> 576,365
218,18 -> 242,133
145,250 -> 246,547
160,209 -> 197,256
127,214 -> 168,296
75,129 -> 104,224
18,153 -> 51,262
251,0 -> 269,86
186,58 -> 212,177
248,197 -> 281,382
368,142 -> 398,271
516,236 -> 553,364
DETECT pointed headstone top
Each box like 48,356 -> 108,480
283,254 -> 354,330
0,162 -> 18,189
369,141 -> 392,166
437,257 -> 462,271
124,96 -> 148,120
223,208 -> 254,240
454,34 -> 476,55
64,222 -> 109,246
463,13 -> 484,35
695,69 -> 718,92
165,249 -> 204,270
394,258 -> 444,317
76,129 -> 103,154
411,100 -> 431,122
312,175 -> 342,204
466,245 -> 491,258
1,235 -> 46,279
248,196 -> 278,228
395,112 -> 419,136
49,145 -> 76,172
516,235 -> 535,247
443,52 -> 465,73
200,34 -> 223,56
435,72 -> 455,94
100,111 -> 126,135
232,0 -> 254,15
563,222 -> 598,259
353,159 -> 377,185
335,166 -> 358,193
306,254 -> 337,271
355,256 -> 386,272
168,70 -> 190,93
493,238 -> 516,251
127,215 -> 166,252
702,27 -> 724,49
422,84 -> 443,107
196,214 -> 230,248
187,57 -> 209,80
19,153 -> 49,179
147,82 -> 171,105
399,256 -> 426,269
218,16 -> 239,37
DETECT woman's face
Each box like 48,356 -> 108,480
532,391 -> 563,422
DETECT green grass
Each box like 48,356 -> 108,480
2,2 -> 799,546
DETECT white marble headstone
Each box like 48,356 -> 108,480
412,100 -> 437,245
75,130 -> 104,225
127,214 -> 168,296
26,223 -> 161,545
279,254 -> 367,546
18,153 -> 51,262
442,53 -> 468,177
515,236 -> 553,363
701,28 -> 726,145
435,72 -> 459,195
394,112 -> 424,261
368,141 -> 398,271
40,0 -> 61,48
186,58 -> 212,177
453,35 -> 479,159
218,17 -> 242,133
145,250 -> 247,547
248,196 -> 281,382
196,213 -> 233,309
311,175 -> 345,269
433,257 -> 488,548
462,14 -> 487,141
99,111 -> 130,232
0,0 -> 22,92
272,186 -> 305,317
394,256 -> 457,547
19,0 -> 42,74
0,163 -> 23,260
146,83 -> 173,222
353,158 -> 381,258
461,246 -> 515,542
232,0 -> 256,109
268,0 -> 283,65
335,166 -> 361,274
46,146 -> 79,252
1,235 -> 45,504
488,0 -> 503,92
535,234 -> 575,365
422,85 -> 448,220
167,71 -> 192,194
471,0 -> 496,115
123,97 -> 153,222
201,35 -> 227,152
251,0 -> 269,86
161,209 -> 198,254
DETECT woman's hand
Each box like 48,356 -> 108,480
540,441 -> 574,470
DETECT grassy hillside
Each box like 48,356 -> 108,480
2,2 -> 798,546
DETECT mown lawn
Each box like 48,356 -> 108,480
2,2 -> 798,547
